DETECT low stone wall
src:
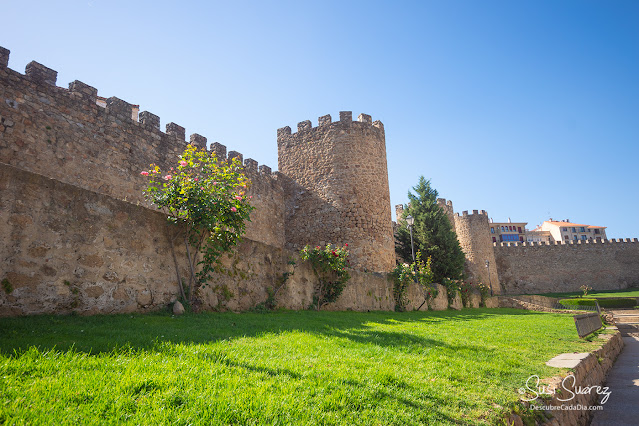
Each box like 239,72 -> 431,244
498,295 -> 560,310
507,332 -> 624,426
543,333 -> 623,425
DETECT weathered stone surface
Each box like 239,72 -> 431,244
454,209 -> 500,294
277,113 -> 395,272
172,301 -> 185,315
495,242 -> 639,293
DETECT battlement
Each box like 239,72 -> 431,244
456,209 -> 488,218
436,198 -> 454,208
277,111 -> 384,144
0,46 -> 278,180
495,238 -> 638,247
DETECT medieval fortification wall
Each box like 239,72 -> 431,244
494,240 -> 639,294
1,45 -> 637,316
411,197 -> 638,295
0,46 -> 399,316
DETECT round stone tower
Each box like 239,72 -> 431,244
453,210 -> 500,294
277,111 -> 395,272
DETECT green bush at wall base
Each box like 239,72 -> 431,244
598,298 -> 637,308
560,298 -> 637,309
559,298 -> 597,307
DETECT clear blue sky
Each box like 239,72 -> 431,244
3,1 -> 638,238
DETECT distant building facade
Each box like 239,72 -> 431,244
525,227 -> 553,243
489,219 -> 527,243
540,220 -> 607,242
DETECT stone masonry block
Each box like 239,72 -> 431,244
258,165 -> 271,175
277,126 -> 291,139
228,151 -> 243,164
339,111 -> 352,123
166,122 -> 185,140
244,158 -> 258,172
318,114 -> 332,126
106,97 -> 133,121
69,80 -> 98,102
211,142 -> 226,159
0,46 -> 9,68
297,120 -> 312,132
25,61 -> 58,86
190,133 -> 207,150
139,111 -> 160,131
358,113 -> 372,124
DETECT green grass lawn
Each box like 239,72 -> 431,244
0,309 -> 606,425
536,287 -> 639,299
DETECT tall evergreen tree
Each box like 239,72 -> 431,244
395,177 -> 466,283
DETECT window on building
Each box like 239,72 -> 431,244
492,237 -> 496,243
572,227 -> 576,233
581,235 -> 587,240
519,236 -> 524,242
491,227 -> 494,234
573,235 -> 578,240
579,227 -> 585,232
518,227 -> 522,233
594,229 -> 600,234
564,235 -> 569,240
563,228 -> 567,232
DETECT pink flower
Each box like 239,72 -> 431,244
194,178 -> 199,182
179,161 -> 187,167
235,195 -> 242,200
200,187 -> 204,190
345,243 -> 348,247
140,171 -> 149,176
213,182 -> 218,185
164,175 -> 172,180
231,207 -> 237,212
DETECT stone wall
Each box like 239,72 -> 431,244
495,241 -> 639,294
0,53 -> 285,248
277,112 -> 395,272
1,162 -> 495,316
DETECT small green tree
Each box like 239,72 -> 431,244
141,145 -> 254,307
395,177 -> 466,283
300,244 -> 350,311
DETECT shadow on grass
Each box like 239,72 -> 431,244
0,308 -> 551,357
193,346 -> 466,424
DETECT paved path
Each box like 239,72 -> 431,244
590,310 -> 639,426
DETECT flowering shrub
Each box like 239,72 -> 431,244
477,282 -> 490,307
141,144 -> 254,307
459,281 -> 474,308
391,252 -> 436,311
300,244 -> 350,310
580,284 -> 592,297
